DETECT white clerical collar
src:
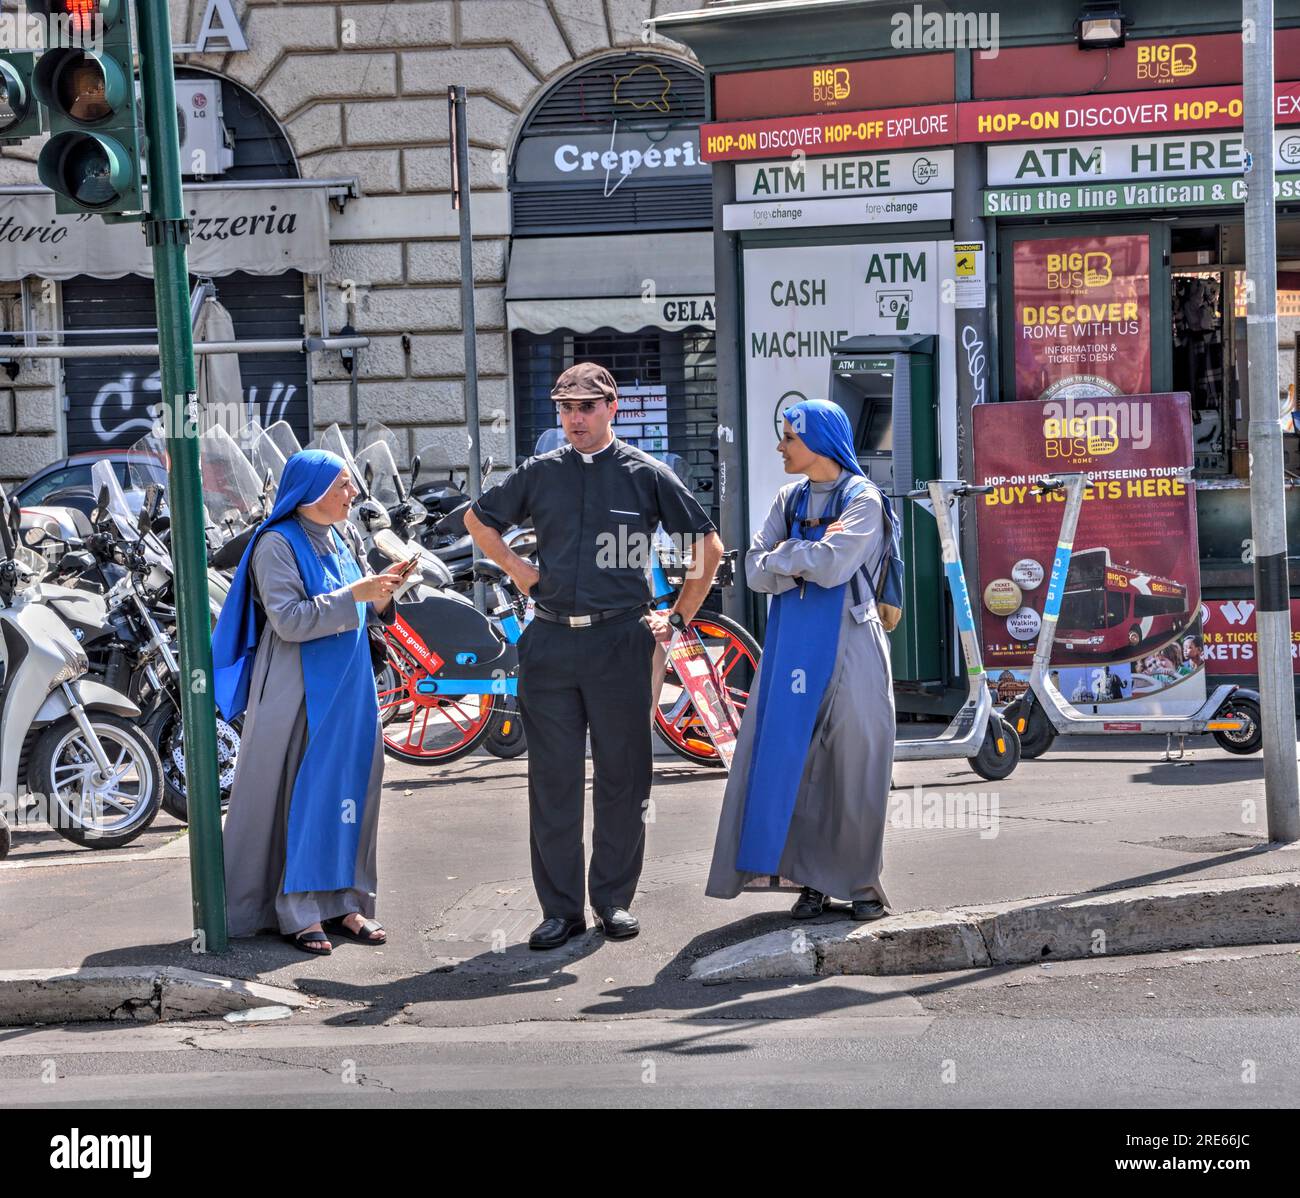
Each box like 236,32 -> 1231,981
578,436 -> 617,464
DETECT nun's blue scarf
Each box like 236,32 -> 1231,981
736,400 -> 866,875
211,450 -> 378,894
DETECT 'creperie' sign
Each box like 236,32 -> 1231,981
701,81 -> 1300,162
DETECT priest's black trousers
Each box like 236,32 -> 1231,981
516,610 -> 656,921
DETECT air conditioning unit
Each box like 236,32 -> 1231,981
175,79 -> 234,178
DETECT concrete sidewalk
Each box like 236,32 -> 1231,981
1,735 -> 1297,1024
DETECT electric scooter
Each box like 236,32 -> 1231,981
1005,472 -> 1262,759
894,480 -> 1021,781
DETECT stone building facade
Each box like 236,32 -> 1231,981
0,0 -> 704,487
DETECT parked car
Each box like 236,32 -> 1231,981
12,451 -> 170,520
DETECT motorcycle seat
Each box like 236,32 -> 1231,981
472,560 -> 506,583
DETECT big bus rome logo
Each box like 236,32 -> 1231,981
1041,397 -> 1154,456
1042,411 -> 1121,458
811,67 -> 850,105
1135,42 -> 1198,84
1045,251 -> 1112,290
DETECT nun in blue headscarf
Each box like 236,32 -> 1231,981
706,399 -> 895,921
214,449 -> 406,954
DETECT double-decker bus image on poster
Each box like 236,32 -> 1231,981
1057,548 -> 1192,657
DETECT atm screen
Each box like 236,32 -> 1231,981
829,367 -> 894,456
858,400 -> 892,453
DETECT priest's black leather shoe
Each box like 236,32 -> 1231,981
851,899 -> 887,922
790,887 -> 829,919
528,916 -> 587,950
593,906 -> 639,939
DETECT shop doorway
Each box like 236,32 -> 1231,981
1171,219 -> 1300,478
511,325 -> 718,522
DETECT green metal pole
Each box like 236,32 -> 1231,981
135,2 -> 228,951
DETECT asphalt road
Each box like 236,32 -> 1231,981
1,948 -> 1297,1107
2,735 -> 1299,1108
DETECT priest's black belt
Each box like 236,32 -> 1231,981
532,603 -> 647,628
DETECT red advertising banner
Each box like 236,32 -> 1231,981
665,628 -> 742,769
700,103 -> 956,162
973,394 -> 1201,690
1013,234 -> 1151,403
972,31 -> 1300,100
1201,598 -> 1300,675
959,81 -> 1300,143
715,54 -> 954,121
700,83 -> 1300,162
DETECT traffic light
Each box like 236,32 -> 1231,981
31,0 -> 143,215
0,52 -> 43,144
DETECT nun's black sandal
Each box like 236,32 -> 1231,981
326,915 -> 387,945
288,929 -> 332,955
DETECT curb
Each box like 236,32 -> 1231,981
0,967 -> 316,1027
691,870 -> 1300,983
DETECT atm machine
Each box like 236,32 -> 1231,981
827,335 -> 952,715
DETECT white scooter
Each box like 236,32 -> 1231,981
893,480 -> 1021,781
1005,473 -> 1261,759
0,488 -> 163,853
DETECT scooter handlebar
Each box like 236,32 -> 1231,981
907,482 -> 994,498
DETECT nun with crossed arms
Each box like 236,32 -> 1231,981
212,449 -> 409,955
706,399 -> 896,923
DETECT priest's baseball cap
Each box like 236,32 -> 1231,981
551,362 -> 618,403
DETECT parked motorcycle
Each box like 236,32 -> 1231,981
0,487 -> 163,851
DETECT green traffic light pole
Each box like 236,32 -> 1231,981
135,2 -> 228,952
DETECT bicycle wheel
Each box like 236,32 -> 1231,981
377,628 -> 500,764
653,610 -> 760,767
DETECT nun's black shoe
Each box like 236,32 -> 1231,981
287,929 -> 332,955
594,906 -> 639,939
790,887 -> 828,919
528,917 -> 587,950
851,899 -> 887,922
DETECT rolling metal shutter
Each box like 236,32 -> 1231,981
61,269 -> 310,453
61,69 -> 309,453
511,325 -> 718,526
511,54 -> 711,237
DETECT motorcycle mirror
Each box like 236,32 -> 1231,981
411,454 -> 422,485
23,526 -> 46,547
94,484 -> 110,526
145,483 -> 164,520
481,456 -> 494,481
363,461 -> 374,490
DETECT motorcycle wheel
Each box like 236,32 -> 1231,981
28,713 -> 163,849
652,610 -> 760,767
484,696 -> 528,759
148,705 -> 242,823
1004,698 -> 1057,760
1212,696 -> 1263,755
968,720 -> 1021,782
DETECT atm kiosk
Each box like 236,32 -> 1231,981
827,335 -> 951,715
